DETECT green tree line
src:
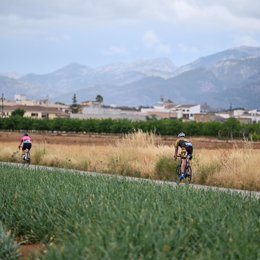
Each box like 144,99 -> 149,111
0,116 -> 260,139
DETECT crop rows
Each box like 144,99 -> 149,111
0,164 -> 259,259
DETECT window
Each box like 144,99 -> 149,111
31,113 -> 38,117
42,113 -> 49,118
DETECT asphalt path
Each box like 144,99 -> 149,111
1,161 -> 259,199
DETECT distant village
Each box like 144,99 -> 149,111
1,94 -> 260,124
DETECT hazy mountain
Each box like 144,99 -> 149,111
0,76 -> 43,100
19,58 -> 176,92
175,46 -> 260,75
1,46 -> 260,108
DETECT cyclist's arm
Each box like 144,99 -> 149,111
174,140 -> 179,159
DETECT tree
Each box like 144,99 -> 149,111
96,94 -> 104,104
221,117 -> 241,139
70,93 -> 80,113
11,108 -> 25,117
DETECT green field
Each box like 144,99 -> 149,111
0,164 -> 259,259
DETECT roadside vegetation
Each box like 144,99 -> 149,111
0,164 -> 259,259
0,131 -> 259,191
0,222 -> 19,260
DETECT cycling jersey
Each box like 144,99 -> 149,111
21,136 -> 31,144
20,136 -> 32,151
175,138 -> 193,159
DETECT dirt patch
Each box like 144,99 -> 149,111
1,131 -> 260,149
0,131 -> 121,146
19,244 -> 45,260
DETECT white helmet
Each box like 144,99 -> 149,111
178,132 -> 185,137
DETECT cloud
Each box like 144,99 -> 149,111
46,34 -> 70,43
1,0 -> 260,32
142,31 -> 159,48
177,44 -> 200,54
142,30 -> 171,55
1,0 -> 260,73
218,0 -> 260,19
233,35 -> 260,47
2,1 -> 260,48
101,46 -> 129,56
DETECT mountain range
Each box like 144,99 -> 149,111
1,46 -> 260,109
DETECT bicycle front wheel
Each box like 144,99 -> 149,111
185,165 -> 192,184
174,163 -> 182,184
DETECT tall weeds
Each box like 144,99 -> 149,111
0,132 -> 259,190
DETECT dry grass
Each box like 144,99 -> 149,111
193,145 -> 260,190
1,131 -> 259,191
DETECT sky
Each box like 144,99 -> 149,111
1,0 -> 260,74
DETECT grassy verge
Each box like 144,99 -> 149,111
0,164 -> 259,259
0,222 -> 19,260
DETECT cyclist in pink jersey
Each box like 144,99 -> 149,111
18,133 -> 32,154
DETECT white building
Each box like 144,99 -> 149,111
215,109 -> 260,123
238,109 -> 260,123
173,104 -> 201,121
141,102 -> 201,120
72,105 -> 147,121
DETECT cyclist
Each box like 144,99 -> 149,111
18,133 -> 32,160
174,132 -> 193,180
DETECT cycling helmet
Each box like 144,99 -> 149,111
178,132 -> 185,137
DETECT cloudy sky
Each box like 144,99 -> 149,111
1,0 -> 260,74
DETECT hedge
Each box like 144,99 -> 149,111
0,116 -> 260,138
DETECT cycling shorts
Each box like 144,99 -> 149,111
22,143 -> 32,151
180,147 -> 192,160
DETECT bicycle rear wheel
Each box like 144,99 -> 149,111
185,165 -> 192,184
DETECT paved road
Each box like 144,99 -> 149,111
1,161 -> 260,199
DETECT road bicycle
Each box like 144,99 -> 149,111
22,148 -> 31,166
174,155 -> 192,184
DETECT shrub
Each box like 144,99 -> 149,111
33,147 -> 46,165
107,156 -> 141,177
251,132 -> 260,141
195,162 -> 220,184
155,156 -> 177,180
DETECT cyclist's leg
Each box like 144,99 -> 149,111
27,143 -> 32,159
23,143 -> 31,160
181,158 -> 186,173
178,157 -> 186,180
21,145 -> 26,159
185,159 -> 192,183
